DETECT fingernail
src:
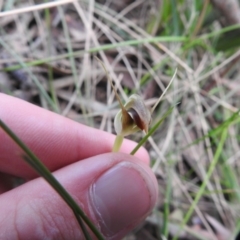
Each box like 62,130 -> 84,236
90,162 -> 157,237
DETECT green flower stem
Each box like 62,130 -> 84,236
0,119 -> 104,240
112,135 -> 124,152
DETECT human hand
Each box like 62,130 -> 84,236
0,93 -> 158,240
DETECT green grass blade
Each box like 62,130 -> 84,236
57,6 -> 86,115
173,127 -> 228,240
162,165 -> 172,238
0,119 -> 104,240
170,0 -> 180,35
2,36 -> 186,72
3,24 -> 240,73
44,5 -> 60,112
182,110 -> 240,150
130,105 -> 176,155
58,6 -> 79,86
72,211 -> 92,240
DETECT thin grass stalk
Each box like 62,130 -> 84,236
192,0 -> 210,37
0,38 -> 58,112
3,36 -> 186,72
138,59 -> 167,88
58,6 -> 79,85
72,211 -> 92,240
44,5 -> 60,112
212,135 -> 240,201
0,0 -> 76,17
3,23 -> 240,73
58,5 -> 86,115
130,106 -> 175,155
232,221 -> 240,240
162,165 -> 172,238
0,119 -> 105,240
182,110 -> 240,150
170,0 -> 179,35
173,127 -> 228,240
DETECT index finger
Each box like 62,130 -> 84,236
0,93 -> 149,178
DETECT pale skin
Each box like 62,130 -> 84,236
0,93 -> 158,240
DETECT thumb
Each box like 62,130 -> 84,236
0,153 -> 158,240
